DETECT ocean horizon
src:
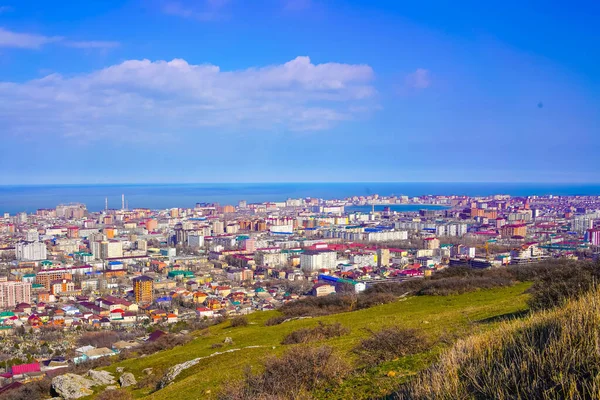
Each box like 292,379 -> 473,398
1,182 -> 599,215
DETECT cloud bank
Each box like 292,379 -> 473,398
0,56 -> 375,142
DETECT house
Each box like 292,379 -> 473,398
10,363 -> 40,378
147,330 -> 167,342
166,313 -> 178,324
196,307 -> 214,318
311,283 -> 336,297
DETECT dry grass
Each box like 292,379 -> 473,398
353,326 -> 431,367
218,346 -> 349,400
281,322 -> 350,345
395,287 -> 600,399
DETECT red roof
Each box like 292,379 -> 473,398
11,363 -> 40,375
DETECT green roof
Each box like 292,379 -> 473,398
23,273 -> 36,278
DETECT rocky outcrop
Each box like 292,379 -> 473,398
52,373 -> 94,399
119,372 -> 137,388
142,368 -> 153,375
87,370 -> 116,386
158,345 -> 267,389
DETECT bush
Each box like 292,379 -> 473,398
526,260 -> 600,311
281,322 -> 350,345
395,288 -> 600,399
353,326 -> 430,367
77,331 -> 119,348
230,316 -> 249,327
0,378 -> 51,400
218,346 -> 349,400
264,315 -> 287,326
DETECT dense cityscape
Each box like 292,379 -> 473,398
0,192 -> 598,391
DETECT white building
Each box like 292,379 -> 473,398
300,251 -> 337,272
101,241 -> 123,259
15,241 -> 47,261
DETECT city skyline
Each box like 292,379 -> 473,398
1,0 -> 599,184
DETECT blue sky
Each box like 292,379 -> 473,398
0,0 -> 598,184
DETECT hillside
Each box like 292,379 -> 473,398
395,286 -> 600,399
99,282 -> 531,400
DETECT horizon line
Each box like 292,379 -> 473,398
1,181 -> 600,187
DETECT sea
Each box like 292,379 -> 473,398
0,182 -> 599,215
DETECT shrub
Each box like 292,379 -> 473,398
77,331 -> 119,348
264,315 -> 287,326
395,288 -> 600,399
230,316 -> 249,327
526,260 -> 600,311
0,378 -> 51,400
353,326 -> 430,367
218,346 -> 349,400
281,322 -> 350,345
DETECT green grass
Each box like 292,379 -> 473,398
102,282 -> 531,399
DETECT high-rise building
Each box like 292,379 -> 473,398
15,241 -> 47,261
586,228 -> 600,246
133,275 -> 154,304
300,251 -> 337,272
573,216 -> 595,233
377,248 -> 390,267
0,281 -> 32,309
422,237 -> 440,250
100,241 -> 123,259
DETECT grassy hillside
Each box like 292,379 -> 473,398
101,282 -> 531,399
395,286 -> 600,399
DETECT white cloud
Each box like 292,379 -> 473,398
162,0 -> 229,21
405,68 -> 431,89
63,40 -> 120,49
0,27 -> 118,50
0,56 -> 376,141
0,27 -> 62,49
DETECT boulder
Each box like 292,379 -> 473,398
52,373 -> 94,400
87,370 -> 116,386
223,337 -> 233,344
116,367 -> 125,373
142,368 -> 153,376
119,372 -> 137,388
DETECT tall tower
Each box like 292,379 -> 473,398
121,194 -> 125,210
105,197 -> 108,211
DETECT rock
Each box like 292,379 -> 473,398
119,372 -> 137,388
116,367 -> 124,373
87,370 -> 116,386
52,373 -> 95,400
142,368 -> 153,375
105,386 -> 118,391
223,337 -> 233,344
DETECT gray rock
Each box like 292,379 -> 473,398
142,368 -> 153,375
223,337 -> 233,344
105,385 -> 118,391
87,370 -> 116,386
116,367 -> 125,373
119,372 -> 137,388
52,373 -> 94,399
